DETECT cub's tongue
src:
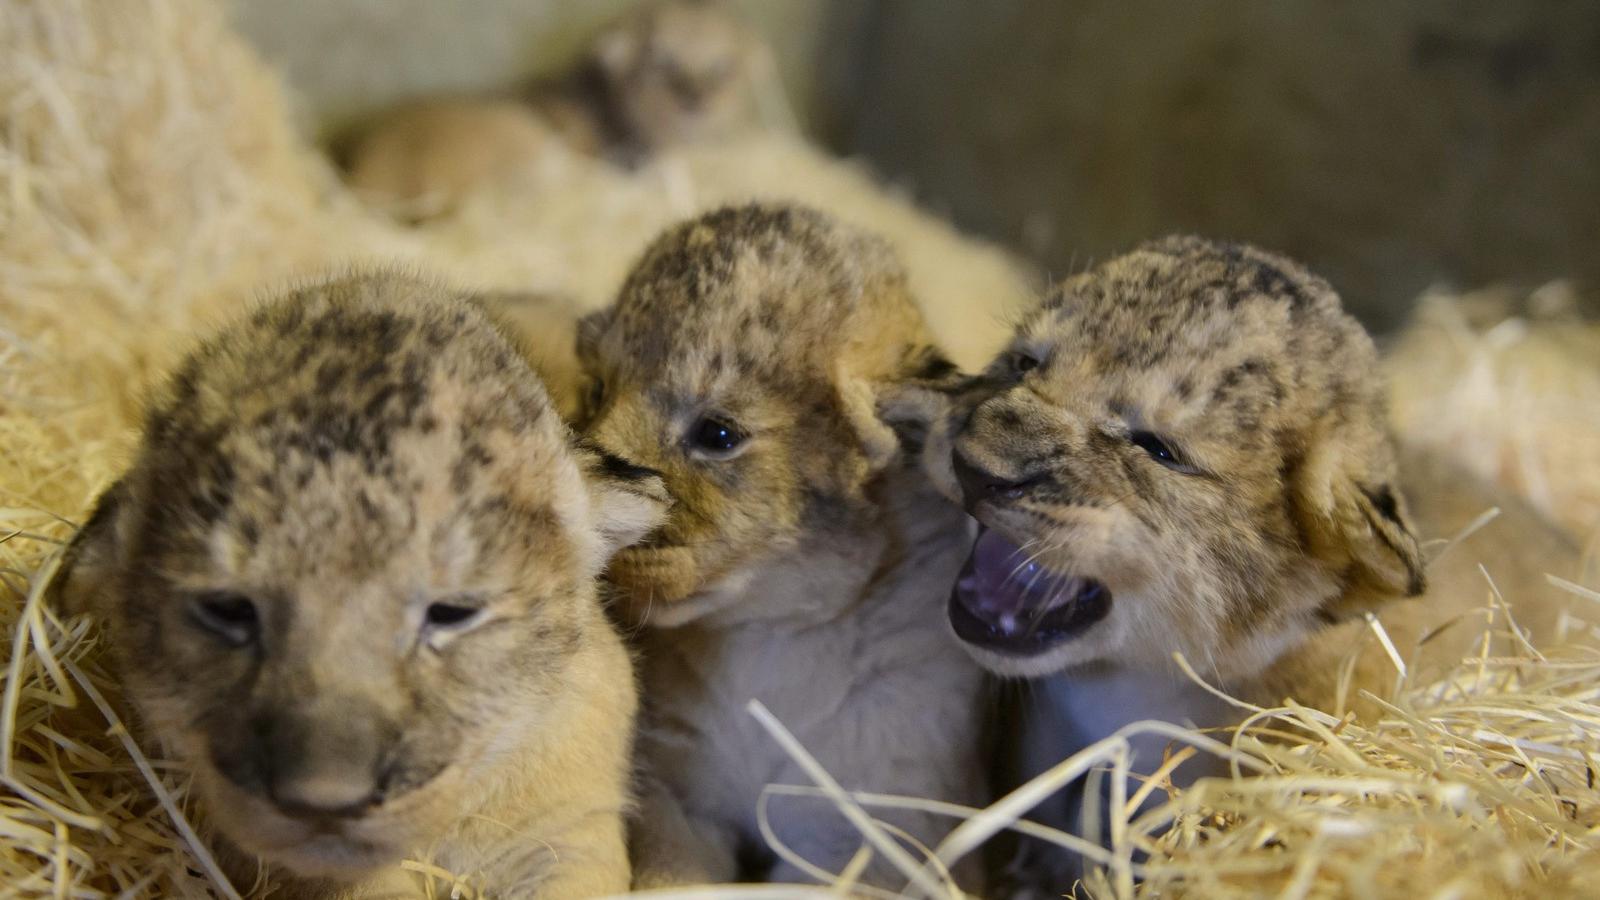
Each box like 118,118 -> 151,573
948,528 -> 1112,655
955,530 -> 1073,626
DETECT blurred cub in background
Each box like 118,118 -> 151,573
52,273 -> 668,898
530,0 -> 770,162
918,237 -> 1597,893
578,203 -> 987,892
345,0 -> 773,221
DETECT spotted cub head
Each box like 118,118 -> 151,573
589,0 -> 766,154
52,273 -> 666,880
579,203 -> 956,625
941,237 -> 1425,680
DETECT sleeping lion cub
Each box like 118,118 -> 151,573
51,273 -> 667,898
345,0 -> 769,220
919,237 -> 1596,891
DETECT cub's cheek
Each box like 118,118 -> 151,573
605,546 -> 704,621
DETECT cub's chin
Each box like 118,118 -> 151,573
259,832 -> 398,881
604,544 -> 702,620
200,774 -> 410,882
607,545 -> 760,628
946,527 -> 1114,678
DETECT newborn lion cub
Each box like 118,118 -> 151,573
346,0 -> 768,219
52,273 -> 668,898
578,204 -> 986,890
927,237 -> 1594,890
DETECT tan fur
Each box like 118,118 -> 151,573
51,273 -> 670,898
345,100 -> 559,222
533,0 -> 766,163
915,237 -> 1598,892
479,289 -> 589,423
578,203 -> 987,890
344,1 -> 767,219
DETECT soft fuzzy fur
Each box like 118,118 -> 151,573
914,237 -> 1598,894
577,203 -> 988,891
7,1 -> 1597,896
344,0 -> 771,219
50,273 -> 669,898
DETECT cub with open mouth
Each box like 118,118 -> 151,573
50,273 -> 670,898
923,236 -> 1595,891
579,203 -> 986,890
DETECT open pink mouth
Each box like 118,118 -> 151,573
947,528 -> 1112,656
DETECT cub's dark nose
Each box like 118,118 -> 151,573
250,708 -> 393,820
952,451 -> 1044,509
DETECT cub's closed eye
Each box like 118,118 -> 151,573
688,416 -> 745,457
1129,430 -> 1193,473
189,591 -> 259,646
424,602 -> 483,629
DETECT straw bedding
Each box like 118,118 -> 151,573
1384,285 -> 1600,548
1,1 -> 1597,897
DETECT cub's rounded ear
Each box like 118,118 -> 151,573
47,478 -> 133,620
578,442 -> 671,560
1290,420 -> 1426,621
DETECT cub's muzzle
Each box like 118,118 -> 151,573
951,451 -> 1049,512
948,527 -> 1112,658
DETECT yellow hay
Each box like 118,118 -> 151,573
1386,286 -> 1600,546
2,1 -> 1599,898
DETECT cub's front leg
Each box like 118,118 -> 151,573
629,778 -> 742,889
516,812 -> 632,900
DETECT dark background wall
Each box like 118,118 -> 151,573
819,1 -> 1600,332
238,0 -> 1600,333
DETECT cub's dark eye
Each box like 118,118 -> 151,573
424,602 -> 482,630
1129,430 -> 1189,471
1009,352 -> 1041,377
688,416 -> 745,456
189,592 -> 259,646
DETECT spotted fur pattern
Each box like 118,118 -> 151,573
581,202 -> 947,619
939,236 -> 1426,682
579,203 -> 987,890
53,272 -> 667,898
922,237 -> 1502,894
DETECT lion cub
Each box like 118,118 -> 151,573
52,273 -> 668,898
529,0 -> 768,164
924,237 -> 1595,891
346,0 -> 767,219
578,203 -> 986,890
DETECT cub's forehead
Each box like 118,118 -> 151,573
600,205 -> 885,380
161,276 -> 553,445
1024,238 -> 1348,372
1014,238 -> 1379,434
136,274 -> 578,566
